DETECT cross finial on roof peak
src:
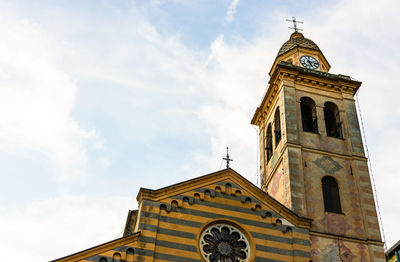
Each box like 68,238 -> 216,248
223,146 -> 233,169
286,16 -> 304,33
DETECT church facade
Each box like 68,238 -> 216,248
52,32 -> 386,262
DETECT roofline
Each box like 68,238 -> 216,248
273,61 -> 361,86
386,239 -> 400,255
50,232 -> 140,262
137,168 -> 231,200
123,209 -> 138,237
137,168 -> 313,225
269,46 -> 331,76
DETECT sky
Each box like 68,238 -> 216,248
0,0 -> 399,261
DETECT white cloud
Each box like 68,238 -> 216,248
0,195 -> 134,262
226,0 -> 240,24
195,34 -> 271,182
0,12 -> 102,180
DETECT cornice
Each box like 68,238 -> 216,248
51,232 -> 140,262
137,169 -> 235,202
137,168 -> 313,229
262,141 -> 367,190
251,62 -> 361,127
284,142 -> 367,161
309,230 -> 384,246
274,62 -> 361,90
271,62 -> 361,94
250,80 -> 282,126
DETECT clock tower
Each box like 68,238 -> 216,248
251,32 -> 386,261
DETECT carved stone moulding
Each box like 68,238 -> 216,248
199,223 -> 251,262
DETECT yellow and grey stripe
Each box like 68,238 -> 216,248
135,180 -> 311,261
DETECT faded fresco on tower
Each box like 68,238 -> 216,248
267,161 -> 291,208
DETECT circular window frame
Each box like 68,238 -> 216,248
197,219 -> 255,262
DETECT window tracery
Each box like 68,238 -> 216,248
199,223 -> 250,262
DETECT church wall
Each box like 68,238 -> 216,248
253,32 -> 385,261
265,146 -> 308,217
258,75 -> 385,261
343,97 -> 365,157
302,150 -> 366,239
352,159 -> 382,241
310,235 -> 385,262
267,159 -> 290,208
259,126 -> 265,176
135,180 -> 312,261
264,146 -> 283,186
76,246 -> 139,262
287,146 -> 307,217
262,82 -> 309,217
283,82 -> 299,144
260,83 -> 286,189
295,87 -> 350,156
264,87 -> 285,163
264,82 -> 311,217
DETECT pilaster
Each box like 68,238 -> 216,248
343,98 -> 365,157
283,81 -> 298,145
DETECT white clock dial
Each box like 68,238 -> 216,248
299,55 -> 319,69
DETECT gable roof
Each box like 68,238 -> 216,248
137,168 -> 312,229
50,232 -> 140,262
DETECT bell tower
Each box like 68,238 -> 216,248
251,31 -> 386,261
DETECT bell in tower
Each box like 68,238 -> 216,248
251,27 -> 386,261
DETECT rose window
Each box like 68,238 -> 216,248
199,223 -> 250,262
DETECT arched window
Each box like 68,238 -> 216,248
266,124 -> 273,163
274,107 -> 281,147
300,97 -> 318,133
112,252 -> 122,262
125,248 -> 135,262
322,176 -> 342,213
324,102 -> 342,138
99,257 -> 108,262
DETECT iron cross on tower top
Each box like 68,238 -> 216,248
223,146 -> 233,169
286,16 -> 304,32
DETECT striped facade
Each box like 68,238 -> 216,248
53,169 -> 313,262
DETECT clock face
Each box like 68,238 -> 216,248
299,55 -> 319,69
